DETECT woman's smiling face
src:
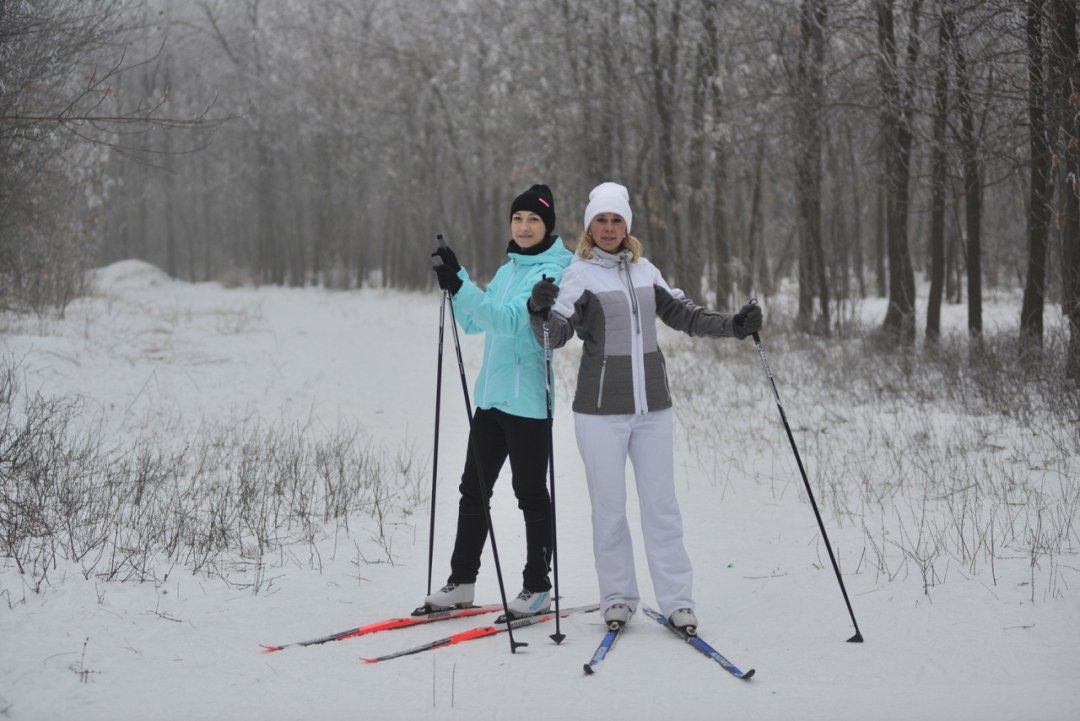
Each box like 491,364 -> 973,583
511,210 -> 547,248
589,213 -> 627,253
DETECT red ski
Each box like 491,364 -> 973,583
360,603 -> 600,663
261,604 -> 503,653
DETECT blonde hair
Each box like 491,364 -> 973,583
577,232 -> 643,262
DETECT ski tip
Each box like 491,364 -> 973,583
359,657 -> 377,664
583,663 -> 595,675
260,645 -> 283,654
740,668 -> 756,680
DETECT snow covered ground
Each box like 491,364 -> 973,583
1,260 -> 1077,721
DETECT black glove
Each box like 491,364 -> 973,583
431,244 -> 462,294
732,303 -> 763,339
431,245 -> 460,273
433,263 -> 462,294
528,275 -> 560,314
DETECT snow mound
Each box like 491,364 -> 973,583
87,259 -> 172,292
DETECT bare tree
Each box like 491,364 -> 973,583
926,2 -> 953,342
794,0 -> 831,334
1020,0 -> 1054,356
1050,0 -> 1080,380
950,6 -> 983,339
876,0 -> 921,346
0,0 -> 214,311
636,0 -> 684,285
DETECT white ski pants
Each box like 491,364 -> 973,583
574,408 -> 694,617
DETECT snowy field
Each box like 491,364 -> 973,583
1,259 -> 1078,721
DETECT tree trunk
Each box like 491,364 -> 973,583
643,0 -> 684,288
255,138 -> 281,285
927,4 -> 952,342
688,36 -> 709,302
202,153 -> 213,282
844,125 -> 867,299
1052,0 -> 1080,381
875,161 -> 887,298
745,138 -> 765,303
163,64 -> 178,279
795,0 -> 830,334
1020,0 -> 1054,356
952,10 -> 982,338
700,0 -> 731,305
877,0 -> 920,346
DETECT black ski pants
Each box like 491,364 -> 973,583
448,407 -> 552,592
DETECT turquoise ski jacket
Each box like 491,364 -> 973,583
451,235 -> 574,420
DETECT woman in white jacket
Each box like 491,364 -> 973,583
528,182 -> 762,633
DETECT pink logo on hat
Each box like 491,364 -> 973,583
538,197 -> 551,208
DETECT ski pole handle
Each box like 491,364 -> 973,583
432,234 -> 448,267
737,297 -> 761,344
543,274 -> 552,322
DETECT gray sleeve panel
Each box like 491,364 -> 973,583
689,309 -> 736,338
654,283 -> 699,334
530,308 -> 576,349
654,284 -> 735,338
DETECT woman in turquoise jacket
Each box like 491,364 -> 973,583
423,184 -> 573,618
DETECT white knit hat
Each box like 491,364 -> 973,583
583,182 -> 633,234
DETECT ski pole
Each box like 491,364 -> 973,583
427,258 -> 448,597
541,292 -> 564,644
747,302 -> 864,643
434,235 -> 524,653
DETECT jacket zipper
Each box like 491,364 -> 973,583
617,254 -> 647,414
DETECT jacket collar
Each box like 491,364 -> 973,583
509,234 -> 571,267
589,246 -> 633,267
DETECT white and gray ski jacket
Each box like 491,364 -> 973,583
533,247 -> 737,415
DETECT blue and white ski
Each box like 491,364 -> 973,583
583,621 -> 625,675
642,607 -> 755,679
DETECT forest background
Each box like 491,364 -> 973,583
2,4 -> 1079,717
3,0 -> 1080,375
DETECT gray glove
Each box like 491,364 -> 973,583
528,275 -> 559,314
732,303 -> 763,339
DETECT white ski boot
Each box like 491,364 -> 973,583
603,603 -> 632,628
668,608 -> 698,635
422,583 -> 475,611
506,588 -> 551,618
